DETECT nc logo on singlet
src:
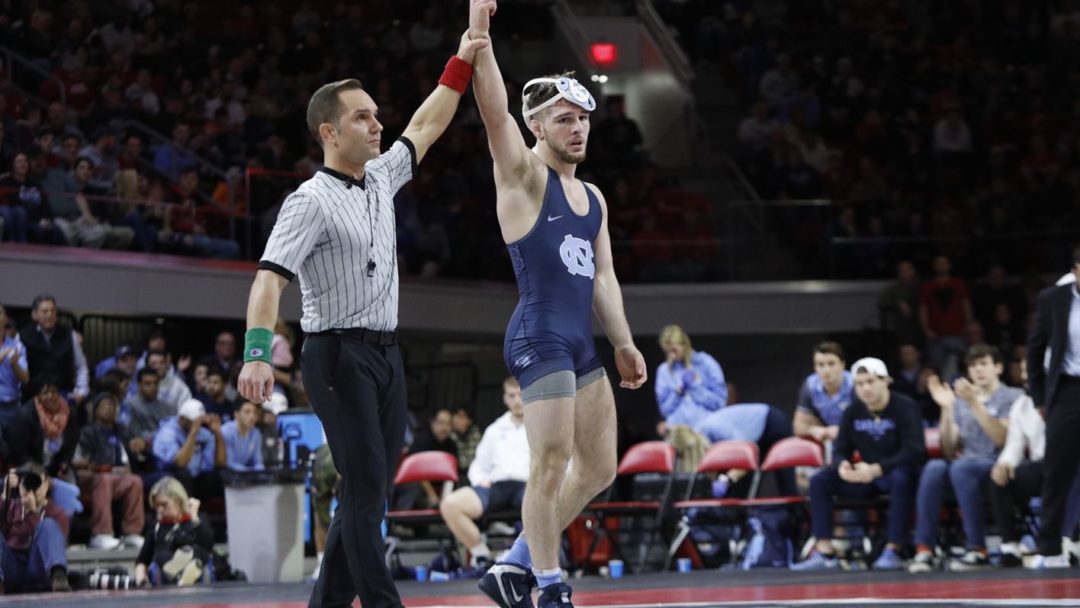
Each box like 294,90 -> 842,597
560,234 -> 595,279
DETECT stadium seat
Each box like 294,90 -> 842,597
585,441 -> 677,574
385,451 -> 459,526
665,440 -> 760,569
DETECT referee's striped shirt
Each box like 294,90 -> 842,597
259,137 -> 416,333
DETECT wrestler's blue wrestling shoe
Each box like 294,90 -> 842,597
537,582 -> 574,608
478,562 -> 536,608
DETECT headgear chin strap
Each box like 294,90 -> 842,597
521,77 -> 597,119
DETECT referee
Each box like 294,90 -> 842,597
238,33 -> 489,608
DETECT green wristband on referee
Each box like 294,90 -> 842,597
244,328 -> 273,364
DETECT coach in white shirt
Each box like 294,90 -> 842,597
440,377 -> 530,569
237,32 -> 490,608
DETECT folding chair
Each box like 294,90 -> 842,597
585,441 -> 677,573
385,451 -> 459,527
664,440 -> 759,569
744,437 -> 824,507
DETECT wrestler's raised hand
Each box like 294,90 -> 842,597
470,0 -> 497,38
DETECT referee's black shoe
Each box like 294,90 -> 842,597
478,562 -> 536,608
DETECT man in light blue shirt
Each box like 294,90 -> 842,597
0,304 -> 29,412
153,398 -> 226,500
220,401 -> 264,472
794,341 -> 854,442
909,344 -> 1022,571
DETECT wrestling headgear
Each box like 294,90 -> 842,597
521,77 -> 597,119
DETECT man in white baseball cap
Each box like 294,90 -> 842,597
152,398 -> 226,501
792,356 -> 925,572
178,398 -> 206,421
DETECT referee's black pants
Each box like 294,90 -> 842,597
303,334 -> 407,608
1038,377 -> 1080,555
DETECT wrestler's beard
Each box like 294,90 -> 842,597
542,129 -> 586,164
549,140 -> 586,164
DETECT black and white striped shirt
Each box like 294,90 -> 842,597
259,138 -> 416,333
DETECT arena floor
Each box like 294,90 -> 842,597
1,568 -> 1078,607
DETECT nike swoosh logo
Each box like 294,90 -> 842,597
547,214 -> 563,222
497,571 -> 524,604
493,564 -> 527,606
510,586 -> 524,603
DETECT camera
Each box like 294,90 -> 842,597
88,567 -> 133,590
18,471 -> 42,493
6,465 -> 44,495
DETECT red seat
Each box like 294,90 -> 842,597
393,451 -> 459,486
672,440 -> 760,510
742,437 -> 823,507
585,441 -> 676,574
665,440 -> 760,569
385,451 -> 459,525
760,437 -> 823,470
618,440 -> 677,475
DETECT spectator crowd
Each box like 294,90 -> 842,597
655,0 -> 1080,280
0,0 -> 719,282
4,0 -> 1080,595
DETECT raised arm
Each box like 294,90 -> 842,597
589,188 -> 646,389
468,0 -> 538,183
400,32 -> 489,163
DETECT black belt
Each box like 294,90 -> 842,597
1062,375 -> 1080,383
312,327 -> 398,345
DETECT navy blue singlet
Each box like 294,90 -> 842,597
503,167 -> 604,389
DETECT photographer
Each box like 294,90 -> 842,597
134,476 -> 214,587
0,463 -> 70,593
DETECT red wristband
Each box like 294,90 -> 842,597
439,56 -> 473,94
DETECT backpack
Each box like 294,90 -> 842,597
739,506 -> 794,569
683,507 -> 740,568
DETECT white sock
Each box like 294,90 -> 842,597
470,542 -> 491,561
533,567 -> 562,589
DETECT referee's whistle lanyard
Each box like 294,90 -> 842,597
324,165 -> 379,278
363,182 -> 377,278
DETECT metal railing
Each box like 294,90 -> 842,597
636,0 -> 694,87
80,314 -> 159,365
551,0 -> 602,77
0,45 -> 239,251
117,120 -> 236,240
405,362 -> 479,415
0,46 -> 66,106
726,198 -> 1080,280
